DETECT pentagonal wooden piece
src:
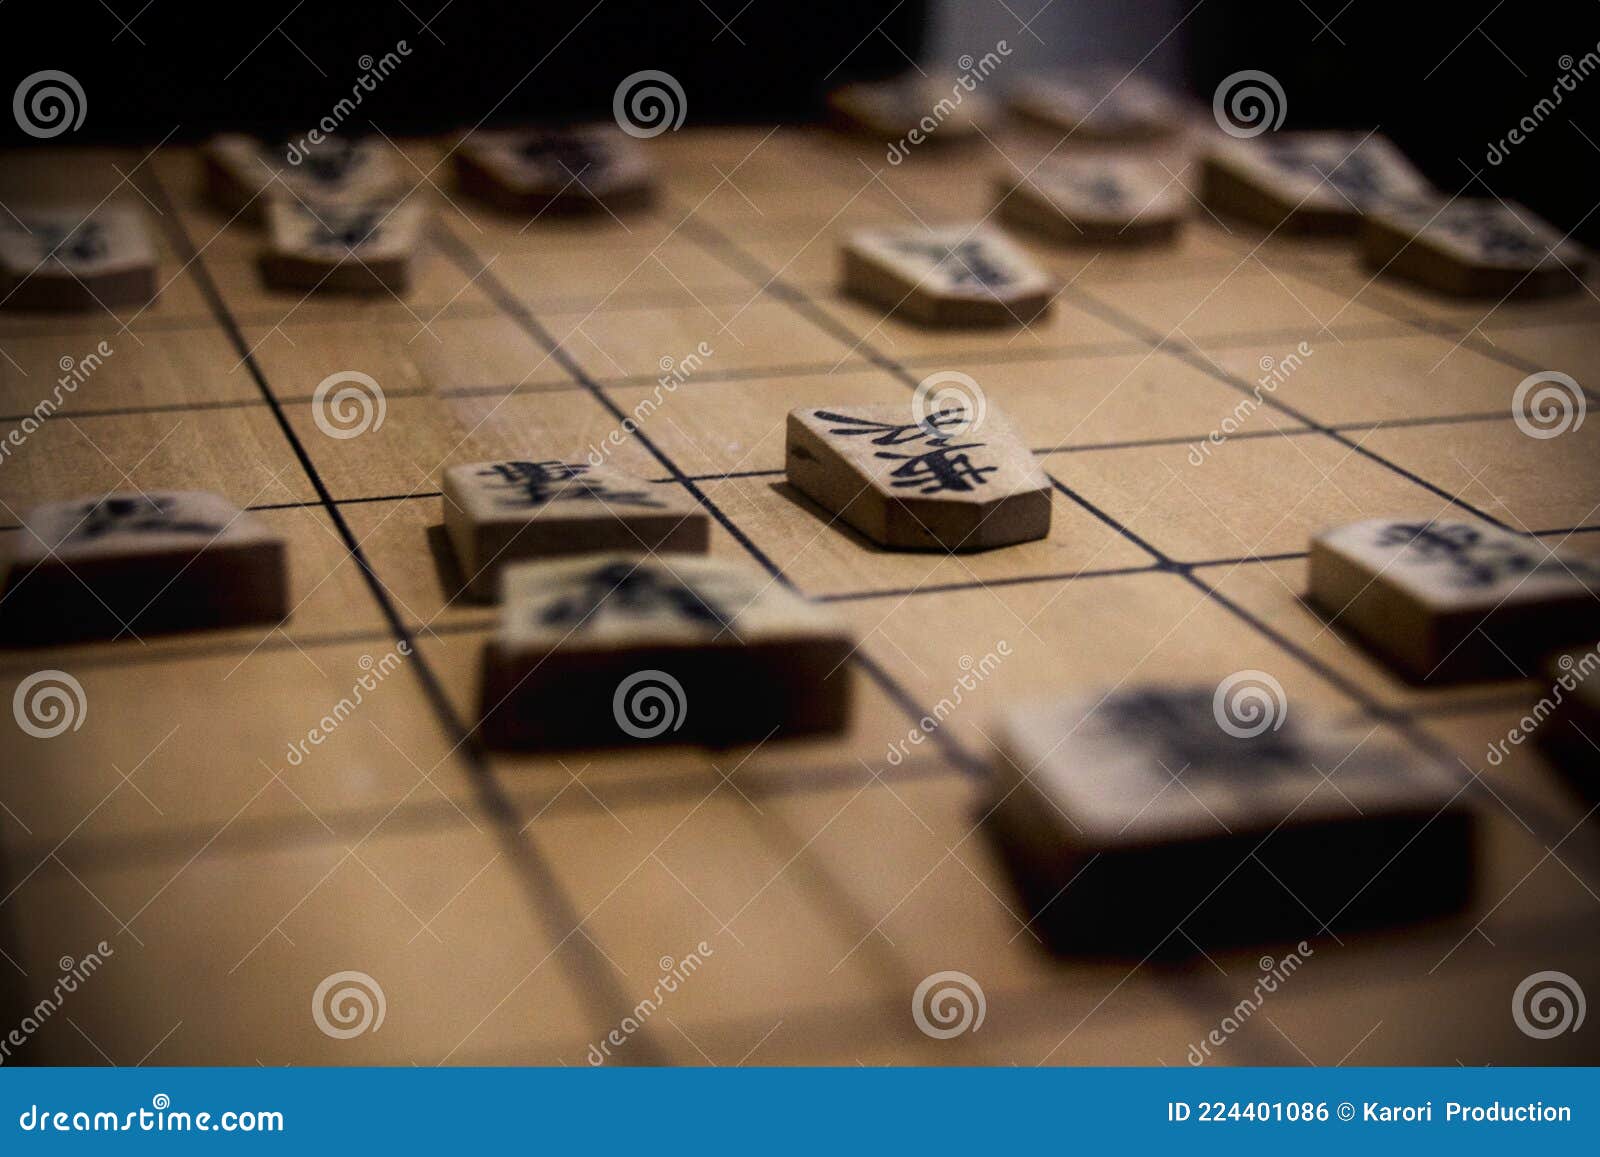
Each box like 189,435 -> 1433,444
1361,197 -> 1588,299
259,199 -> 426,295
826,76 -> 992,142
1309,518 -> 1600,682
1006,72 -> 1181,141
479,553 -> 854,747
442,459 -> 709,601
842,225 -> 1054,327
1,491 -> 288,643
998,157 -> 1186,246
988,687 -> 1473,950
1202,132 -> 1432,233
786,402 -> 1051,551
202,134 -> 402,222
455,126 -> 654,215
0,204 -> 155,312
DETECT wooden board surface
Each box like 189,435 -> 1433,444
1,126 -> 1598,1067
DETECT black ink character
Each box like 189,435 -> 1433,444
297,138 -> 362,185
516,132 -> 603,179
817,409 -> 998,495
475,461 -> 664,509
308,208 -> 384,251
891,239 -> 1014,289
538,561 -> 730,630
72,496 -> 227,541
39,221 -> 108,265
1377,522 -> 1600,588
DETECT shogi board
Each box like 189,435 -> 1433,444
0,128 -> 1598,1070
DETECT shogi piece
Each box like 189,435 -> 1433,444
1360,197 -> 1588,299
455,126 -> 654,215
842,225 -> 1054,327
479,553 -> 853,747
998,157 -> 1186,246
786,404 -> 1051,551
1202,132 -> 1432,233
989,687 -> 1474,951
0,205 -> 155,312
1006,72 -> 1181,141
1,492 -> 288,644
442,459 -> 709,601
1538,647 -> 1600,778
259,199 -> 425,294
826,77 -> 992,142
1309,518 -> 1600,683
202,134 -> 401,222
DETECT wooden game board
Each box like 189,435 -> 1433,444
1,125 -> 1597,1067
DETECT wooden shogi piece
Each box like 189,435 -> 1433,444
1006,72 -> 1182,141
0,204 -> 156,312
1,491 -> 288,643
841,224 -> 1055,326
1202,132 -> 1433,233
259,199 -> 426,295
454,126 -> 655,215
1361,197 -> 1589,299
786,402 -> 1051,551
202,134 -> 402,222
826,76 -> 992,142
988,686 -> 1474,951
442,459 -> 709,601
997,156 -> 1187,245
478,553 -> 854,748
1308,518 -> 1600,683
1537,645 -> 1600,781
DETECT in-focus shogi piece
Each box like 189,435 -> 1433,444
1309,518 -> 1600,682
988,686 -> 1474,951
1202,132 -> 1432,233
997,157 -> 1186,245
0,204 -> 156,311
1538,646 -> 1600,778
259,199 -> 426,294
442,459 -> 709,601
479,553 -> 854,747
1006,72 -> 1182,141
842,225 -> 1054,326
1360,197 -> 1589,299
202,134 -> 402,221
454,126 -> 655,214
786,403 -> 1051,551
826,76 -> 992,143
0,491 -> 288,643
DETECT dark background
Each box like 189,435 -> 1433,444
1,0 -> 1596,241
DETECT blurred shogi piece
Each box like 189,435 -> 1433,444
842,224 -> 1054,326
454,126 -> 654,215
1203,132 -> 1432,232
989,686 -> 1474,951
259,199 -> 426,294
786,402 -> 1051,550
1,491 -> 288,643
202,134 -> 402,221
479,553 -> 853,747
1361,197 -> 1588,298
1007,71 -> 1182,141
1309,518 -> 1600,682
998,157 -> 1186,245
1538,646 -> 1600,780
442,459 -> 708,601
0,204 -> 156,311
827,76 -> 992,144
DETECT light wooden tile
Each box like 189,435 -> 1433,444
1081,269 -> 1397,342
0,324 -> 257,415
814,291 -> 1132,363
488,239 -> 751,308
